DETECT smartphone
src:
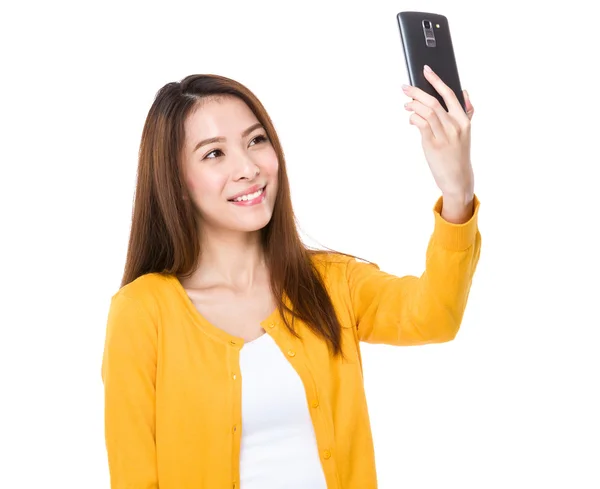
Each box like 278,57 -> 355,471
396,11 -> 466,113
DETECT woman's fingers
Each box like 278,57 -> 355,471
422,64 -> 468,122
404,99 -> 445,141
463,89 -> 475,120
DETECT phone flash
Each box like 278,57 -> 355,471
436,24 -> 440,28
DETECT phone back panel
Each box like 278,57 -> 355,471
397,11 -> 465,112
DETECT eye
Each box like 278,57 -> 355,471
250,134 -> 268,146
203,134 -> 269,160
204,148 -> 223,160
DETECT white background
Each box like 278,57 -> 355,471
1,0 -> 599,487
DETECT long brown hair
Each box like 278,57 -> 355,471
121,74 -> 359,358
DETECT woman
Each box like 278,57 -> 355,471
101,69 -> 480,489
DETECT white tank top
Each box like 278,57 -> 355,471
238,332 -> 328,489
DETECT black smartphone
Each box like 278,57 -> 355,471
396,11 -> 466,113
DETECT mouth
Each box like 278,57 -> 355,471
227,185 -> 267,206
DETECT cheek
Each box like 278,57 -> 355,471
263,151 -> 279,178
186,176 -> 196,192
187,169 -> 227,201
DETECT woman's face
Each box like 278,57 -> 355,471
182,96 -> 279,235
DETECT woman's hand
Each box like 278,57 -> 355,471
403,65 -> 475,223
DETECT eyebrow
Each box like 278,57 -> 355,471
192,122 -> 264,153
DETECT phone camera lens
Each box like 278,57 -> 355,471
424,20 -> 431,29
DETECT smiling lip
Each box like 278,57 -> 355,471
228,185 -> 267,206
227,184 -> 264,201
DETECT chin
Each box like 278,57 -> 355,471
209,209 -> 274,234
234,215 -> 273,233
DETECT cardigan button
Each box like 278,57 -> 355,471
311,400 -> 319,408
323,449 -> 331,460
287,350 -> 296,357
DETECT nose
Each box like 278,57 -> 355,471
233,155 -> 260,181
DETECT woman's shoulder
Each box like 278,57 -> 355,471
309,250 -> 352,266
110,272 -> 173,311
309,249 -> 380,284
308,250 -> 364,281
309,249 -> 373,268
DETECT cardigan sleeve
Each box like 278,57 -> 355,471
345,195 -> 481,346
101,292 -> 158,488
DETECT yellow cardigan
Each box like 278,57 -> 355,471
101,195 -> 481,489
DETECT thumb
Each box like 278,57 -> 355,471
463,89 -> 474,119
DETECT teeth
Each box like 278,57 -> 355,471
233,187 -> 264,202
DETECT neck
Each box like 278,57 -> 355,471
190,228 -> 267,291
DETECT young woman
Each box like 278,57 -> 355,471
101,68 -> 480,489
